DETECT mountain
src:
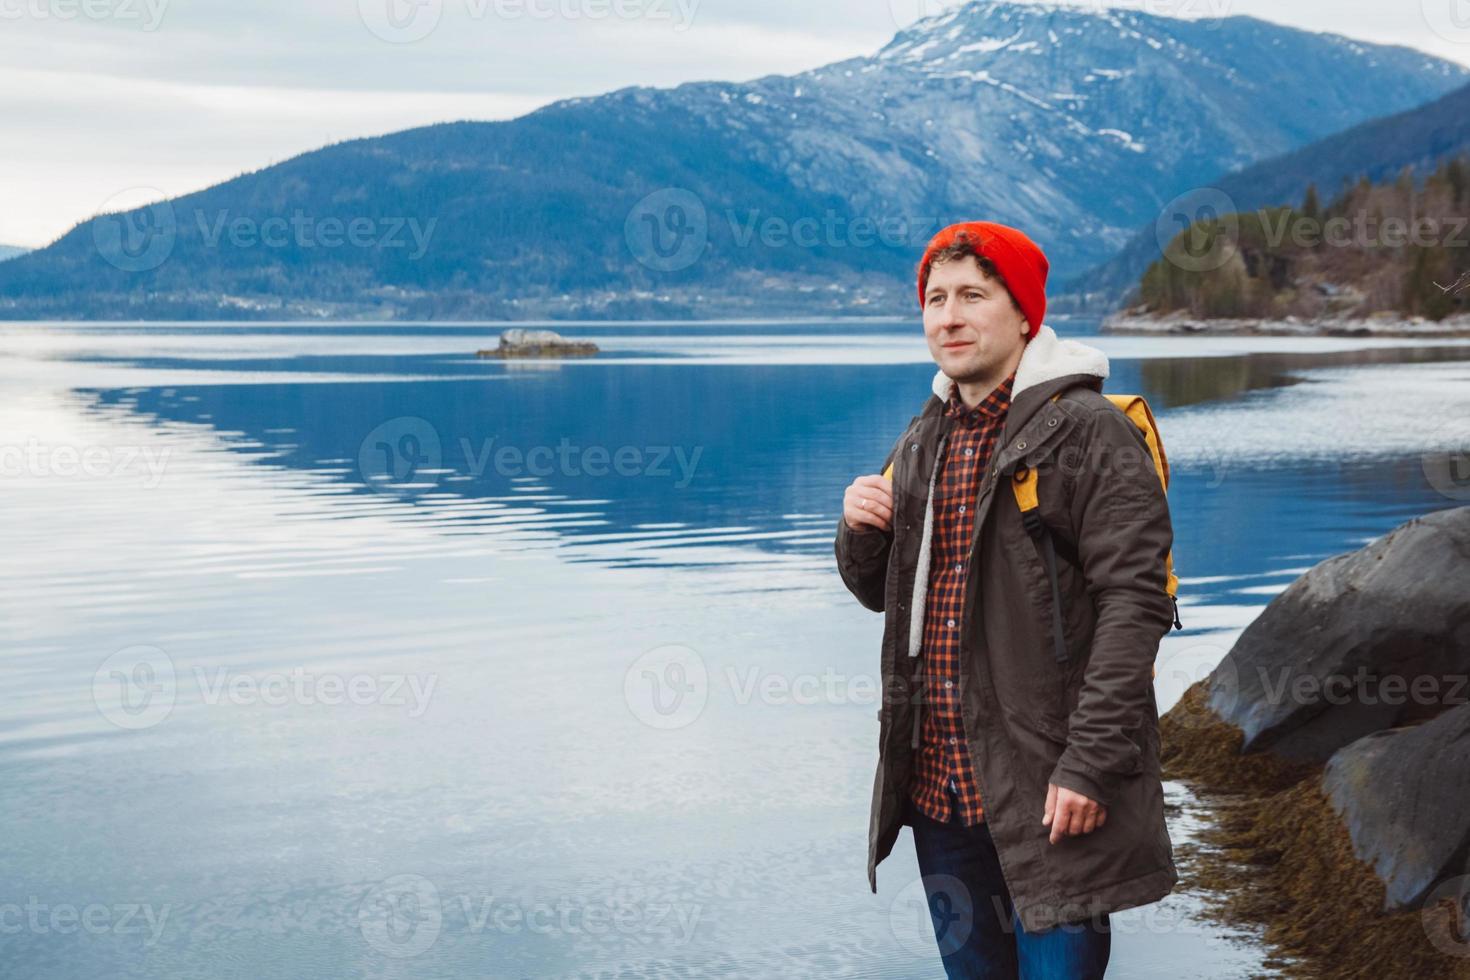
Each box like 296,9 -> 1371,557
0,245 -> 29,263
1064,79 -> 1470,308
2,0 -> 1466,321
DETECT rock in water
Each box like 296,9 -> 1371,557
1323,702 -> 1470,911
477,329 -> 598,358
1208,506 -> 1470,763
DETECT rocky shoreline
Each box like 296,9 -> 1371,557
1103,311 -> 1470,338
1160,506 -> 1470,978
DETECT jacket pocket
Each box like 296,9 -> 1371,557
1004,706 -> 1070,770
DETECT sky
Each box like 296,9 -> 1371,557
4,0 -> 1470,249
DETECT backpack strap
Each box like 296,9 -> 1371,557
1010,392 -> 1179,678
1010,392 -> 1070,664
1013,462 -> 1070,665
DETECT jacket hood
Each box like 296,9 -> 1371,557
929,324 -> 1109,403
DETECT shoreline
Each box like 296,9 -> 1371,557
1161,679 -> 1470,979
1103,311 -> 1470,338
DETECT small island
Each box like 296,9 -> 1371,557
476,328 -> 600,359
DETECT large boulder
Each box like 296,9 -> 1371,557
1208,506 -> 1470,764
1323,702 -> 1470,912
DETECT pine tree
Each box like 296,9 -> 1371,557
1403,245 -> 1455,321
1395,166 -> 1415,208
1447,156 -> 1469,207
1302,183 -> 1321,221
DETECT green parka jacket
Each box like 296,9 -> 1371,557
834,325 -> 1178,931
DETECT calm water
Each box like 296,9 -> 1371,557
3,318 -> 1469,979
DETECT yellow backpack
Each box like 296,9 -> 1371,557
876,393 -> 1187,667
883,394 -> 1182,665
1011,394 -> 1182,664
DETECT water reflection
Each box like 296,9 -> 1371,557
3,320 -> 1467,980
74,326 -> 1470,590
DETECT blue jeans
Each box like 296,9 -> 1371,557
907,782 -> 1111,979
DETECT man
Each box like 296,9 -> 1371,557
834,221 -> 1177,979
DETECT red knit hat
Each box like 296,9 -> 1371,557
917,221 -> 1049,339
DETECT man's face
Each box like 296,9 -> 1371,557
921,254 -> 1029,383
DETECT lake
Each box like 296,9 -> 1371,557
3,318 -> 1468,979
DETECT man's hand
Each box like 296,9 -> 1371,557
1043,783 -> 1107,844
843,474 -> 894,534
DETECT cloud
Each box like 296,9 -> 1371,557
2,0 -> 1467,247
0,1 -> 883,244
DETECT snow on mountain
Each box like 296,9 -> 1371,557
2,0 -> 1465,319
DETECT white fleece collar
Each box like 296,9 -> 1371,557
929,324 -> 1109,402
906,323 -> 1110,667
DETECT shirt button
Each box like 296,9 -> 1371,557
949,736 -> 958,745
954,563 -> 963,573
945,680 -> 954,689
964,448 -> 974,457
958,504 -> 966,513
947,619 -> 956,628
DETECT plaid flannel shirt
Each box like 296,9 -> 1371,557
908,370 -> 1015,825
